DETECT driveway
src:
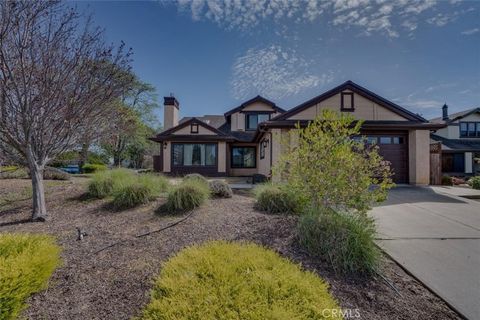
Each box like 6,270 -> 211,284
371,186 -> 480,320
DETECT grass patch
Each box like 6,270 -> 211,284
161,180 -> 210,214
87,169 -> 135,199
0,233 -> 61,320
298,208 -> 380,275
253,183 -> 305,214
87,169 -> 169,209
138,241 -> 341,320
111,175 -> 169,210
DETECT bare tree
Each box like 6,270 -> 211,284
0,1 -> 133,221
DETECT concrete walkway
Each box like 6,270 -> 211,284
370,186 -> 480,320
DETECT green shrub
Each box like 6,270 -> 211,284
468,176 -> 480,190
87,152 -> 108,165
253,183 -> 305,214
82,163 -> 108,173
112,183 -> 153,210
0,167 -> 29,179
298,209 -> 380,275
111,174 -> 169,210
43,167 -> 70,180
183,173 -> 208,186
0,233 -> 61,320
138,241 -> 342,320
162,180 -> 210,213
208,180 -> 233,198
441,175 -> 453,186
87,169 -> 134,198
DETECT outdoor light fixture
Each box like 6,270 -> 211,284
163,142 -> 168,149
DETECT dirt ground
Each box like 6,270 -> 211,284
0,177 -> 460,320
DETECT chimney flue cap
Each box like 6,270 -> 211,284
164,96 -> 179,108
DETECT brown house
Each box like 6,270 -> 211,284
151,81 -> 444,184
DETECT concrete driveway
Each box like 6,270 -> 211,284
371,186 -> 480,320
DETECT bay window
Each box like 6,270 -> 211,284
172,143 -> 216,166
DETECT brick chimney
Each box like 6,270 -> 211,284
442,103 -> 449,121
164,96 -> 179,130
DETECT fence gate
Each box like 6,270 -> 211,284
430,142 -> 442,185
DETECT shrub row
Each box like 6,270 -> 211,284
0,167 -> 70,180
253,183 -> 380,275
138,241 -> 341,320
0,233 -> 61,320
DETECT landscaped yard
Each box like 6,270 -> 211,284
0,177 -> 459,320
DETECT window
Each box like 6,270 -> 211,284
231,147 -> 256,168
190,123 -> 199,133
260,139 -> 267,159
246,113 -> 270,130
459,122 -> 480,137
379,137 -> 391,144
341,92 -> 354,111
172,144 -> 216,166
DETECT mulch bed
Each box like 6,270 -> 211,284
0,178 -> 460,320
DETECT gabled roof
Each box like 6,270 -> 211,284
272,80 -> 427,122
151,117 -> 230,142
179,115 -> 226,129
224,95 -> 285,117
431,133 -> 480,151
430,107 -> 480,124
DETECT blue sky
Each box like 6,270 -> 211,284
76,0 -> 480,123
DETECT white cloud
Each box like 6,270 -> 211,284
230,45 -> 333,100
427,13 -> 456,27
461,28 -> 480,35
405,99 -> 443,109
173,0 -> 471,38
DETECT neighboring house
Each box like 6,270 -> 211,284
151,81 -> 444,185
430,105 -> 480,176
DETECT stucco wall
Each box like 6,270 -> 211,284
408,130 -> 430,185
218,142 -> 226,173
162,142 -> 171,172
164,105 -> 179,130
288,91 -> 407,121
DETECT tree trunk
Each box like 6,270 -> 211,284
79,142 -> 89,172
29,162 -> 47,221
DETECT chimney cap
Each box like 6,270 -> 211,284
164,96 -> 179,108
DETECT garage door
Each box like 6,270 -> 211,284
364,135 -> 408,184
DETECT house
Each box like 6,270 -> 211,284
151,81 -> 444,184
430,105 -> 480,176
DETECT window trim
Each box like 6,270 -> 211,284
341,92 -> 354,111
190,123 -> 199,134
245,112 -> 271,131
231,146 -> 257,168
171,143 -> 217,167
459,121 -> 480,138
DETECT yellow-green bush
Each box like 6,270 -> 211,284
253,183 -> 306,214
0,233 -> 61,320
138,241 -> 341,320
161,180 -> 209,214
82,163 -> 108,173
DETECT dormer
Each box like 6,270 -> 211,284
224,96 -> 285,131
